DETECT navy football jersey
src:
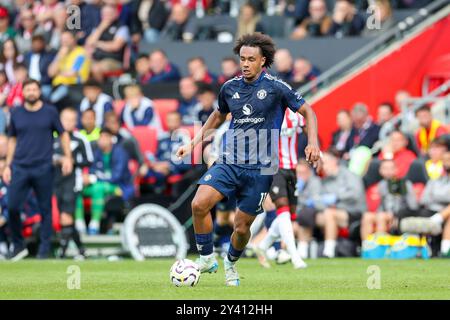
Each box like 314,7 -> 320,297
216,71 -> 305,170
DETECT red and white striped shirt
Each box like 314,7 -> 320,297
278,109 -> 305,170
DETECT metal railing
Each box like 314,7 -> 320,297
371,79 -> 450,154
298,0 -> 450,100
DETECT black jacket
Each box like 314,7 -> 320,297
130,0 -> 169,34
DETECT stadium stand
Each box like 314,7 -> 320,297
0,0 -> 448,261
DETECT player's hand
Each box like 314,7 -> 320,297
62,156 -> 74,176
305,144 -> 321,169
176,144 -> 192,160
2,166 -> 11,185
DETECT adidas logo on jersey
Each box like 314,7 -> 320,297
232,92 -> 240,99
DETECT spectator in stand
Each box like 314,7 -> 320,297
23,34 -> 55,100
135,54 -> 152,84
218,57 -> 240,85
68,0 -> 101,45
400,151 -> 450,256
376,102 -> 396,142
414,105 -> 448,155
47,6 -> 68,52
79,109 -> 101,144
395,90 -> 410,111
79,79 -> 114,128
5,63 -> 27,108
160,4 -> 192,42
290,0 -> 332,40
0,6 -> 16,45
0,38 -> 23,84
86,4 -> 130,82
130,0 -> 170,44
295,159 -> 322,259
424,137 -> 447,180
394,89 -> 417,132
34,0 -> 64,34
298,150 -> 366,258
292,57 -> 321,87
194,83 -> 217,125
329,0 -> 365,38
75,128 -> 133,235
0,70 -> 10,107
378,130 -> 417,179
187,57 -> 217,85
362,0 -> 395,36
273,49 -> 294,82
331,110 -> 356,159
291,0 -> 312,25
350,102 -> 380,150
177,77 -> 199,124
15,8 -> 44,54
103,111 -> 149,178
47,30 -> 91,107
147,49 -> 181,83
236,3 -> 264,39
360,159 -> 418,241
145,111 -> 191,196
120,84 -> 163,134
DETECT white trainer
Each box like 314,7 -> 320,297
195,255 -> 219,274
224,257 -> 240,286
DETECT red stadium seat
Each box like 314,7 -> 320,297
113,100 -> 125,116
153,99 -> 179,131
366,183 -> 381,212
130,126 -> 159,160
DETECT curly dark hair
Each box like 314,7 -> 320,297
233,33 -> 276,68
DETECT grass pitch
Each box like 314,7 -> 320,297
0,257 -> 449,299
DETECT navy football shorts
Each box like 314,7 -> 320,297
198,163 -> 273,215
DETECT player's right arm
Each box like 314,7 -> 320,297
176,110 -> 228,159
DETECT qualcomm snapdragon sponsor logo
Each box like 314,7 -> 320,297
242,104 -> 253,115
234,104 -> 265,124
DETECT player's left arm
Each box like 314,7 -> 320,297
297,102 -> 321,168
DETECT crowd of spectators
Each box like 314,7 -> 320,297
311,98 -> 450,257
0,0 -> 447,259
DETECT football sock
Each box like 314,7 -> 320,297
277,210 -> 303,265
298,241 -> 309,259
71,225 -> 84,252
60,226 -> 73,257
323,240 -> 336,258
195,232 -> 214,256
227,243 -> 243,264
264,209 -> 277,229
